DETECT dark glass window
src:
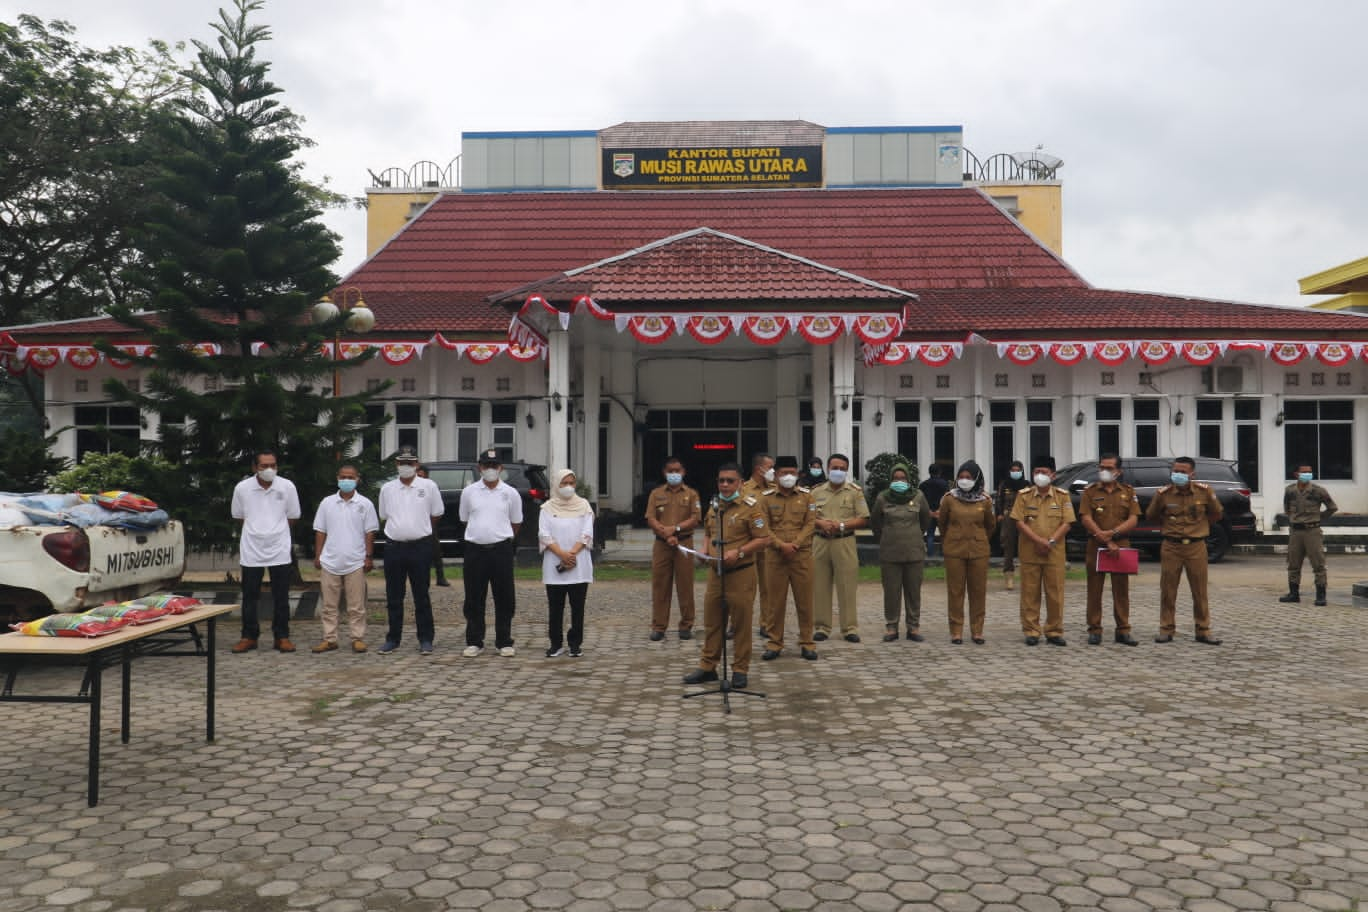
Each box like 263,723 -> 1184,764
1133,399 -> 1160,421
1196,399 -> 1223,422
989,401 -> 1015,423
1025,400 -> 1053,422
930,401 -> 957,423
1234,399 -> 1261,421
1284,400 -> 1353,479
894,401 -> 920,423
1095,399 -> 1122,421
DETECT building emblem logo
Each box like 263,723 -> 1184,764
613,153 -> 635,178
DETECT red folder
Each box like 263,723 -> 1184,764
1095,547 -> 1139,574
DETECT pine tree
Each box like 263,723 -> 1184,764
102,0 -> 386,552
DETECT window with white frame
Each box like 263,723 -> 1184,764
490,403 -> 516,462
1026,400 -> 1053,469
1196,399 -> 1223,459
1284,400 -> 1352,480
930,400 -> 956,474
1095,398 -> 1121,455
1234,399 -> 1261,492
453,402 -> 481,462
893,401 -> 919,465
394,402 -> 421,451
74,404 -> 140,459
1133,398 -> 1160,458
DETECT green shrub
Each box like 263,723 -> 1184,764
0,429 -> 67,492
49,451 -> 180,511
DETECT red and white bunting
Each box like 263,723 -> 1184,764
464,343 -> 503,364
64,346 -> 101,370
872,342 -> 964,366
1179,342 -> 1219,365
1048,343 -> 1087,365
999,342 -> 1043,366
623,314 -> 677,344
741,314 -> 789,345
1136,341 -> 1175,364
378,342 -> 423,365
796,315 -> 844,344
1268,342 -> 1307,366
1090,341 -> 1136,365
1313,342 -> 1354,366
852,314 -> 903,344
686,314 -> 734,344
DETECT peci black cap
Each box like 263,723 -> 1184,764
395,445 -> 419,463
775,456 -> 799,470
477,448 -> 502,466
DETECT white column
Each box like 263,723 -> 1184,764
810,344 -> 832,457
580,341 -> 601,500
547,330 -> 570,473
608,348 -> 637,510
832,334 -> 856,458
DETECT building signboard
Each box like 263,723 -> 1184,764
602,145 -> 823,190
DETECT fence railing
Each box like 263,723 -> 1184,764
368,156 -> 462,190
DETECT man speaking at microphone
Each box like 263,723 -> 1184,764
683,463 -> 771,691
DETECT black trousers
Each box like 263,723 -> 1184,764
240,563 -> 293,640
463,539 -> 516,648
547,582 -> 588,650
384,539 -> 434,645
426,534 -> 446,582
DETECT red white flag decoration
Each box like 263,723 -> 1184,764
64,347 -> 100,370
1314,342 -> 1354,366
868,342 -> 965,366
999,342 -> 1043,366
1048,343 -> 1087,365
686,314 -> 733,344
796,315 -> 843,344
742,315 -> 788,345
1179,342 -> 1219,365
1137,341 -> 1175,364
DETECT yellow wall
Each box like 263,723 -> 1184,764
980,183 -> 1063,256
366,190 -> 440,257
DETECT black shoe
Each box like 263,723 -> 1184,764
1046,636 -> 1068,647
1278,592 -> 1300,603
844,633 -> 861,643
800,648 -> 818,661
1195,635 -> 1222,645
758,627 -> 769,640
679,628 -> 693,640
882,629 -> 899,642
435,579 -> 450,587
1023,636 -> 1039,646
1115,633 -> 1139,646
725,627 -> 735,640
761,649 -> 781,661
1154,634 -> 1173,643
649,631 -> 665,642
1087,633 -> 1102,646
682,668 -> 719,685
972,638 -> 985,645
814,631 -> 828,642
1314,586 -> 1327,606
906,632 -> 924,642
730,673 -> 749,690
951,638 -> 963,645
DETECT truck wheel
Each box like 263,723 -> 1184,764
1206,525 -> 1230,563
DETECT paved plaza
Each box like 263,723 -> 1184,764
1,553 -> 1365,912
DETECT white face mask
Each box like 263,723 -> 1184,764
763,467 -> 775,483
481,468 -> 500,484
1033,473 -> 1052,488
827,469 -> 847,485
257,467 -> 276,483
396,464 -> 417,480
956,477 -> 975,492
1098,469 -> 1116,484
557,485 -> 576,499
665,472 -> 683,486
777,474 -> 798,489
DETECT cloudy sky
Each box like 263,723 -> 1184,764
11,0 -> 1366,308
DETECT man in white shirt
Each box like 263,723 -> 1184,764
458,449 -> 523,657
311,464 -> 379,654
230,450 -> 302,653
378,446 -> 445,655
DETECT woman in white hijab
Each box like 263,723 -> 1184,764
539,468 -> 595,657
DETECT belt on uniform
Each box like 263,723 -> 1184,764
816,531 -> 854,539
1164,536 -> 1200,545
468,539 -> 512,549
718,562 -> 754,571
1291,522 -> 1320,530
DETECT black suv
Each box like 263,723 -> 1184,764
1053,457 -> 1257,562
374,461 -> 550,558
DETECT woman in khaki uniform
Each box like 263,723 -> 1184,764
938,460 -> 996,644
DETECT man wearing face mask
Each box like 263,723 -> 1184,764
231,450 -> 301,654
1145,456 -> 1223,645
811,453 -> 869,642
1009,457 -> 1076,646
645,457 -> 702,640
740,453 -> 776,639
378,446 -> 446,655
760,456 -> 818,661
1078,454 -> 1141,646
457,449 -> 523,657
994,461 -> 1027,591
311,464 -> 379,654
1280,463 -> 1337,606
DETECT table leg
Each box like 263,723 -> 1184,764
121,644 -> 132,744
206,616 -> 216,743
88,653 -> 102,808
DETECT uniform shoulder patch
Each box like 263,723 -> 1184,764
743,495 -> 757,506
1194,481 -> 1211,490
762,489 -> 777,496
846,480 -> 863,491
797,485 -> 811,493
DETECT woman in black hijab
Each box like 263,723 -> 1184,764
937,459 -> 996,644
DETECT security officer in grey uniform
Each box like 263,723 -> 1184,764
1280,463 -> 1337,606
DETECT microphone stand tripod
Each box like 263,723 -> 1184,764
684,497 -> 766,713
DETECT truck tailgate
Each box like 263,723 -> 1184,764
85,520 -> 186,594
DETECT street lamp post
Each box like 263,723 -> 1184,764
312,286 -> 376,397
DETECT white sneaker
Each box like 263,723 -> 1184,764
462,645 -> 482,658
499,646 -> 516,658
545,646 -> 565,658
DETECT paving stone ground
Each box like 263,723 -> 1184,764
1,553 -> 1365,912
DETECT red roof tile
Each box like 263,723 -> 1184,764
491,228 -> 914,307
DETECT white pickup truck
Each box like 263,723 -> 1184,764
0,519 -> 186,622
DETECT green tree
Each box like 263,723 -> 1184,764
0,15 -> 181,418
0,429 -> 68,491
863,451 -> 919,511
101,0 -> 385,552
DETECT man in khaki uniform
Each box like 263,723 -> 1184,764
645,457 -> 702,640
1145,456 -> 1224,645
1078,454 -> 1142,646
683,463 -> 771,691
739,453 -> 776,638
760,456 -> 818,662
1010,457 -> 1076,646
811,453 -> 869,642
1280,463 -> 1337,607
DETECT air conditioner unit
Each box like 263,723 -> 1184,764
1201,366 -> 1244,393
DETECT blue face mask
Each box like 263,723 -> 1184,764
718,490 -> 740,502
1009,471 -> 1023,481
665,472 -> 683,486
337,478 -> 357,493
1298,472 -> 1313,484
1170,472 -> 1190,486
889,480 -> 910,494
